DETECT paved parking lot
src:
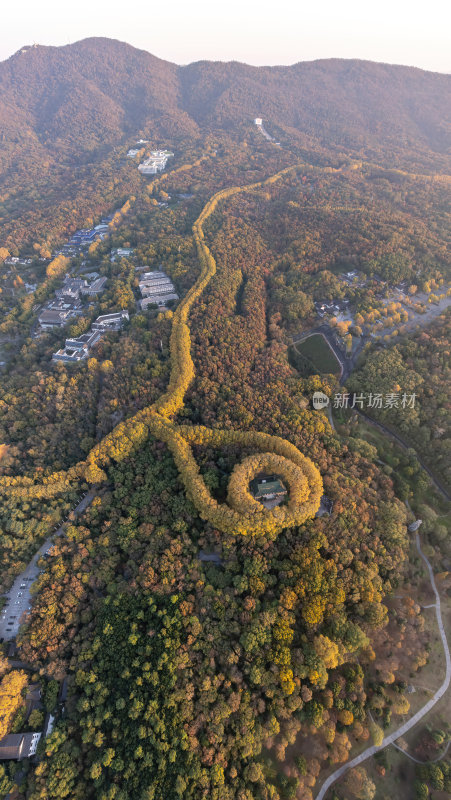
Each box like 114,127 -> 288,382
0,491 -> 94,641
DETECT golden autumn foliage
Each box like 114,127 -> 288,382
0,670 -> 28,739
369,719 -> 384,746
46,254 -> 69,280
0,161 -> 322,537
313,635 -> 342,670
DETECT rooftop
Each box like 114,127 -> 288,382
251,476 -> 287,499
38,309 -> 69,324
141,293 -> 179,309
0,732 -> 42,761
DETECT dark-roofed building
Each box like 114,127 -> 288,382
38,309 -> 71,329
0,732 -> 41,761
59,677 -> 68,704
251,476 -> 287,501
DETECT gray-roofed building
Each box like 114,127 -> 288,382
81,272 -> 100,280
38,309 -> 71,329
141,270 -> 163,280
63,278 -> 88,290
52,330 -> 102,362
140,279 -> 174,296
0,732 -> 42,761
55,279 -> 87,301
43,714 -> 55,738
80,277 -> 108,296
92,311 -> 129,331
141,293 -> 179,310
138,270 -> 178,308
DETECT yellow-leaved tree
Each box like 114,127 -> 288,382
0,670 -> 28,738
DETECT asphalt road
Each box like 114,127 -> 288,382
0,490 -> 95,642
314,532 -> 451,799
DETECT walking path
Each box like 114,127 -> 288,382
392,739 -> 450,765
314,532 -> 451,799
0,490 -> 95,641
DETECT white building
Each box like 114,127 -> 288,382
111,248 -> 134,262
141,293 -> 179,310
52,330 -> 102,363
92,311 -> 129,331
138,269 -> 178,309
138,150 -> 174,176
254,118 -> 263,126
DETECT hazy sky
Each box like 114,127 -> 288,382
1,0 -> 450,72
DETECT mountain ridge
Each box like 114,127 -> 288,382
0,36 -> 449,160
7,37 -> 451,74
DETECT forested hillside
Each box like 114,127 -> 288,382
0,38 -> 450,800
0,38 -> 450,254
1,38 -> 450,158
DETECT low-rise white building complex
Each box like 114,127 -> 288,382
138,270 -> 178,309
38,274 -> 109,332
52,311 -> 129,363
138,150 -> 174,175
92,311 -> 130,332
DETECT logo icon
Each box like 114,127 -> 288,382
312,391 -> 330,410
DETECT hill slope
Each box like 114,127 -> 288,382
0,38 -> 450,253
0,37 -> 450,160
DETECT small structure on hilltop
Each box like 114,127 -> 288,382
251,475 -> 287,508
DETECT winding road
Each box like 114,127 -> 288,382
0,490 -> 95,642
314,531 -> 451,799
